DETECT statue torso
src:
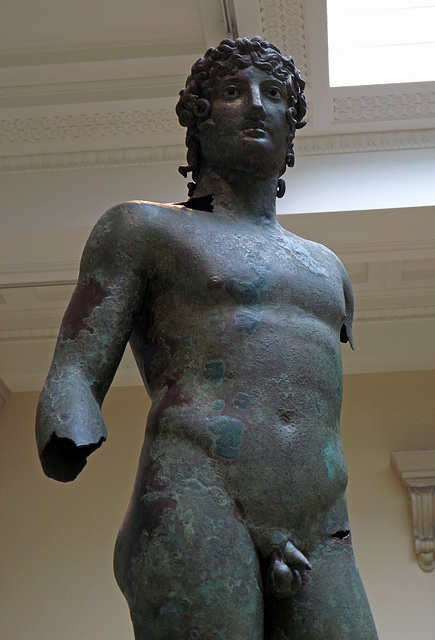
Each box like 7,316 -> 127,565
126,202 -> 350,546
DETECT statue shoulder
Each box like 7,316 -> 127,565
296,235 -> 351,285
87,200 -> 180,253
96,199 -> 173,233
75,201 -> 168,279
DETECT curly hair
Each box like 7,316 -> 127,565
176,36 -> 307,196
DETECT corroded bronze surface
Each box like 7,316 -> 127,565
36,37 -> 378,639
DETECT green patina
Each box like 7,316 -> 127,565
233,392 -> 251,411
208,415 -> 244,460
203,359 -> 225,387
324,442 -> 339,481
212,399 -> 225,411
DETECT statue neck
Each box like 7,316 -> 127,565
192,168 -> 280,225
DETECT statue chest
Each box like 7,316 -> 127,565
146,216 -> 346,329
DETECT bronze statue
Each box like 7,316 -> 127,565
36,37 -> 378,639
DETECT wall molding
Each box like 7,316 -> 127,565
356,307 -> 435,323
334,92 -> 435,122
0,260 -> 79,286
0,109 -> 180,144
0,259 -> 78,276
1,129 -> 435,173
0,38 -> 204,68
0,327 -> 60,343
296,129 -> 435,155
0,76 -> 188,109
0,145 -> 186,173
333,238 -> 435,259
392,451 -> 435,572
259,0 -> 307,76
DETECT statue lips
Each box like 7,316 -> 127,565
240,120 -> 267,138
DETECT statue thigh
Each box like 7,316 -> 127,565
115,461 -> 264,640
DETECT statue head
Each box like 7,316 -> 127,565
176,36 -> 307,197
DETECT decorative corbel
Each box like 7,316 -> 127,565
391,450 -> 435,572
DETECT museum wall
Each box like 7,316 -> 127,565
1,370 -> 435,639
3,148 -> 435,235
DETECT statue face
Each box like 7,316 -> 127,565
199,66 -> 290,177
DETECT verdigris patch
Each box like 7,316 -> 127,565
212,399 -> 225,411
233,392 -> 251,411
207,415 -> 244,460
203,360 -> 225,387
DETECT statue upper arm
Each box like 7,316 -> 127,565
36,202 -> 151,481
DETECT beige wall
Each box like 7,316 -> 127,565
1,371 -> 434,639
341,371 -> 435,640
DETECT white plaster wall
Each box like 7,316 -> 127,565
3,146 -> 435,237
1,371 -> 435,639
278,147 -> 435,215
1,162 -> 187,233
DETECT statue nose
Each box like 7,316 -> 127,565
247,86 -> 266,115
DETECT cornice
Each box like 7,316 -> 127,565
0,145 -> 186,173
0,39 -> 204,68
356,307 -> 435,323
0,327 -> 60,342
259,0 -> 307,77
333,238 -> 435,260
0,260 -> 79,286
0,109 -> 179,144
333,92 -> 435,122
1,129 -> 434,173
0,260 -> 78,275
0,77 -> 187,109
296,129 -> 435,155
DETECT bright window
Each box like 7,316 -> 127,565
327,0 -> 435,86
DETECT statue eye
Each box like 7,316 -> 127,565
223,86 -> 240,99
268,86 -> 283,98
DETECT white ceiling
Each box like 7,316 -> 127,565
1,0 -> 435,401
